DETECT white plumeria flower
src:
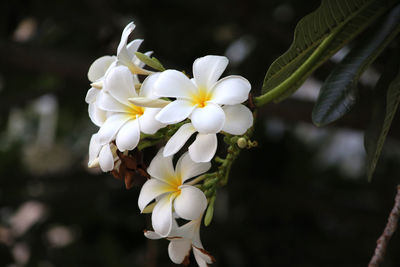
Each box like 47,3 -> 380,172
86,56 -> 116,126
154,55 -> 253,162
138,148 -> 210,237
145,216 -> 214,267
88,133 -> 118,172
95,66 -> 165,152
116,21 -> 153,77
85,21 -> 152,127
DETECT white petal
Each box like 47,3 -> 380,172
152,194 -> 175,237
176,152 -> 211,183
138,108 -> 165,134
222,104 -> 253,135
126,39 -> 143,57
155,70 -> 197,99
189,133 -> 217,162
88,134 -> 101,165
97,90 -> 130,113
104,66 -> 136,106
138,179 -> 173,212
147,148 -> 176,182
85,87 -> 99,103
144,230 -> 162,240
115,118 -> 140,151
117,22 -> 136,64
88,102 -> 107,127
174,185 -> 207,220
139,72 -> 161,99
210,75 -> 251,105
192,55 -> 228,89
99,144 -> 114,172
191,103 -> 225,134
155,100 -> 195,124
168,239 -> 192,264
88,56 -> 116,82
164,123 -> 196,157
193,247 -> 214,267
97,113 -> 131,144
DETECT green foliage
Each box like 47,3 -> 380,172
365,54 -> 400,181
255,0 -> 394,107
135,52 -> 165,72
312,4 -> 400,127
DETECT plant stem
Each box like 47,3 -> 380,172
368,185 -> 400,267
254,27 -> 341,107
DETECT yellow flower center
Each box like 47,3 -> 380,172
191,87 -> 212,108
127,103 -> 144,119
165,174 -> 182,196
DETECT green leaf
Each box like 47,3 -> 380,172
312,4 -> 400,127
255,0 -> 395,107
365,52 -> 400,181
135,52 -> 165,71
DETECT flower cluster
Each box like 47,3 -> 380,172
86,21 -> 253,266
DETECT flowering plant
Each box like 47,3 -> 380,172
86,21 -> 255,266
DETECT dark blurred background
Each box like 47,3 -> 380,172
1,0 -> 400,266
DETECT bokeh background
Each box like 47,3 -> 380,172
1,0 -> 400,266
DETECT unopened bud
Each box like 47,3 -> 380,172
237,137 -> 247,148
88,158 -> 100,168
129,97 -> 170,108
90,81 -> 103,89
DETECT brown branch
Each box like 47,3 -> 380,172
368,185 -> 400,267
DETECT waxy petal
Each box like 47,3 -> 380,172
99,144 -> 114,172
85,87 -> 99,103
97,90 -> 130,113
174,185 -> 207,221
88,102 -> 107,127
139,72 -> 161,99
222,104 -> 253,135
164,123 -> 196,157
191,103 -> 225,134
138,108 -> 165,134
152,193 -> 175,237
156,100 -> 195,124
176,152 -> 211,183
117,22 -> 136,64
144,230 -> 162,240
147,148 -> 176,183
126,39 -> 143,59
97,113 -> 131,144
88,134 -> 101,165
155,70 -> 197,99
104,66 -> 136,106
115,118 -> 140,151
168,239 -> 192,264
193,247 -> 214,267
189,133 -> 217,162
193,55 -> 228,89
88,56 -> 116,82
210,75 -> 251,105
138,179 -> 173,212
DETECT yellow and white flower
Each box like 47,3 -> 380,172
85,21 -> 152,127
96,66 -> 164,152
154,55 -> 253,162
145,216 -> 214,267
138,148 -> 210,237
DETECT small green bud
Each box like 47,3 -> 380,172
204,196 -> 216,226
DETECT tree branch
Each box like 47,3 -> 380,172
368,185 -> 400,267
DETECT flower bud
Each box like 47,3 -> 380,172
237,137 -> 247,148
